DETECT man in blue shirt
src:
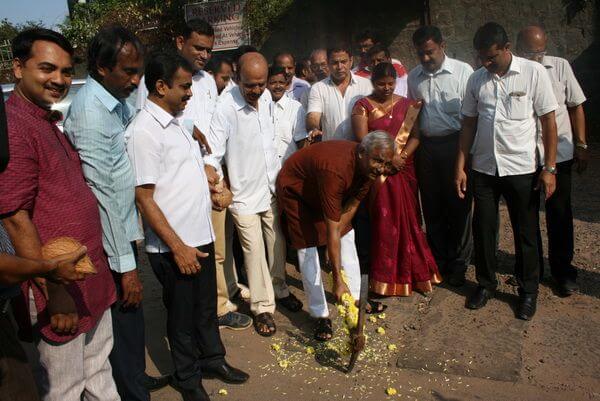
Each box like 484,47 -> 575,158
64,26 -> 169,401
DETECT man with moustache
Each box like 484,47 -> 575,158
299,48 -> 330,108
353,30 -> 408,80
516,25 -> 588,296
0,28 -> 119,401
407,25 -> 474,287
307,45 -> 372,142
128,51 -> 249,401
276,132 -> 394,340
455,22 -> 558,320
136,18 -> 252,331
267,65 -> 308,161
368,44 -> 408,96
64,26 -> 169,401
273,51 -> 311,104
206,53 -> 297,337
206,56 -> 235,96
309,49 -> 329,82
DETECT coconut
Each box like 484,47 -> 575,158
41,237 -> 97,274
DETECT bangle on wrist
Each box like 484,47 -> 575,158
575,142 -> 588,150
542,165 -> 557,175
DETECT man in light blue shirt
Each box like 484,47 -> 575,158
64,26 -> 169,401
407,26 -> 474,287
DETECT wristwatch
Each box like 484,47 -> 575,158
575,142 -> 588,150
542,165 -> 557,175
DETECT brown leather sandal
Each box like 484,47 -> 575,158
254,312 -> 276,337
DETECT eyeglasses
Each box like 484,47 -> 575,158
520,50 -> 546,59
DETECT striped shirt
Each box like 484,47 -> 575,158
64,77 -> 143,273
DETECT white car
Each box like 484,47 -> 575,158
1,78 -> 86,130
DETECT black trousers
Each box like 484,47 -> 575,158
0,304 -> 40,401
109,242 -> 149,401
147,243 -> 225,390
416,133 -> 473,275
538,159 -> 576,282
472,170 -> 541,295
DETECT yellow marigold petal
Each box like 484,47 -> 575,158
218,389 -> 228,395
271,343 -> 281,351
306,346 -> 315,354
278,360 -> 289,369
386,387 -> 397,395
387,344 -> 398,351
377,327 -> 386,335
369,316 -> 377,323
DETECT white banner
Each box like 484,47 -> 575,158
185,0 -> 249,51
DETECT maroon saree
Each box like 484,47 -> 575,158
354,96 -> 441,296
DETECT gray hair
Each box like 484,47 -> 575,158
358,130 -> 395,154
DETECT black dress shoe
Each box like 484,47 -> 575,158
446,273 -> 466,287
466,287 -> 494,310
557,279 -> 578,297
516,294 -> 537,320
179,384 -> 211,401
203,360 -> 249,384
140,373 -> 171,392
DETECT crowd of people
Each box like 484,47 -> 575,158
0,14 -> 588,401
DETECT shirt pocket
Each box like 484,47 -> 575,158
441,90 -> 461,115
551,81 -> 566,107
506,93 -> 531,120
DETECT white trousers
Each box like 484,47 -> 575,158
28,306 -> 120,401
297,229 -> 361,318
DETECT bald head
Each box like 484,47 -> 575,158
309,48 -> 329,80
238,52 -> 268,107
517,25 -> 547,62
238,52 -> 268,77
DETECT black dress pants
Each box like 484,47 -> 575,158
539,159 -> 576,282
0,304 -> 40,401
416,133 -> 473,276
147,243 -> 225,390
109,242 -> 149,401
472,171 -> 541,295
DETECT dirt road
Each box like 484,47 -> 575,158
141,149 -> 600,401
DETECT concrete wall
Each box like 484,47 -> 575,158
258,0 -> 599,136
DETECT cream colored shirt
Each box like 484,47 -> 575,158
536,55 -> 586,164
307,72 -> 372,141
462,55 -> 558,176
408,55 -> 473,137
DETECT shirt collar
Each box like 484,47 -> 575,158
542,56 -> 553,69
87,77 -> 121,113
506,53 -> 522,75
232,85 -> 262,111
418,54 -> 454,76
7,92 -> 50,121
275,94 -> 290,109
144,99 -> 178,129
326,72 -> 358,86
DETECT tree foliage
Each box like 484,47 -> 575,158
243,0 -> 294,46
0,18 -> 45,44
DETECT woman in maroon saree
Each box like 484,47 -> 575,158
352,62 -> 441,296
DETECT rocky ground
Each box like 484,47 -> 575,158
141,149 -> 600,401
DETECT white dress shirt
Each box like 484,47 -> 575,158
272,94 -> 308,162
394,75 -> 408,97
126,100 -> 215,253
408,55 -> 474,137
462,55 -> 558,177
307,72 -> 373,141
536,55 -> 586,164
286,76 -> 310,103
136,70 -> 218,136
205,87 -> 280,215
